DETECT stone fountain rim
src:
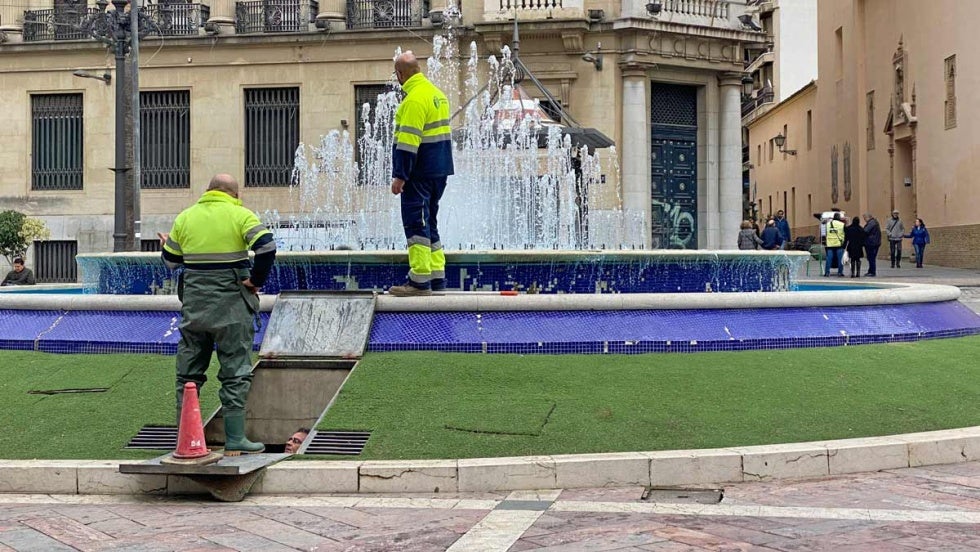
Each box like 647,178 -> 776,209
0,282 -> 961,312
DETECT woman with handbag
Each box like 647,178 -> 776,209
843,216 -> 865,278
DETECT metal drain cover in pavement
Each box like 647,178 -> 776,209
641,487 -> 724,504
125,425 -> 178,450
303,430 -> 371,455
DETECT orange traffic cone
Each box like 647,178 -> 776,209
163,382 -> 222,465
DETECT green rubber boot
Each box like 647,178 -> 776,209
223,411 -> 265,455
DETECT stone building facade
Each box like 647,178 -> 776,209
0,0 -> 763,280
749,0 -> 980,268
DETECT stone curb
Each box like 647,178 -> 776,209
3,426 -> 980,496
0,283 -> 961,312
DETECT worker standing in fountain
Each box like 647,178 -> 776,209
159,174 -> 277,455
388,50 -> 455,297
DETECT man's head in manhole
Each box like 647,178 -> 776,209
285,428 -> 310,454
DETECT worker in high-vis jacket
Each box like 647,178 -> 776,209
388,50 -> 455,296
160,174 -> 277,455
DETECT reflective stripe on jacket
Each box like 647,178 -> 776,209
163,191 -> 273,266
826,219 -> 845,248
392,73 -> 455,181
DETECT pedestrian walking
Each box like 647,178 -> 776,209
862,212 -> 882,276
738,220 -> 763,250
886,210 -> 905,268
906,218 -> 931,268
387,51 -> 455,297
843,216 -> 865,278
160,174 -> 277,455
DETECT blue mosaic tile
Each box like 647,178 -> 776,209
79,255 -> 799,295
2,301 -> 979,355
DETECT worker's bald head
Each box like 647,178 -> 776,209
207,173 -> 239,198
394,51 -> 421,85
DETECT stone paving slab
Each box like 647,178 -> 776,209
3,462 -> 980,550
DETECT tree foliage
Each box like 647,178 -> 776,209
0,210 -> 51,265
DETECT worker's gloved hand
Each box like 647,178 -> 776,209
242,278 -> 260,295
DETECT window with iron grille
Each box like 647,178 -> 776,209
244,87 -> 300,187
31,94 -> 83,191
141,239 -> 162,252
354,84 -> 391,166
33,240 -> 78,283
140,90 -> 191,189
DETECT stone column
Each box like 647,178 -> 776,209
704,78 -> 721,249
718,72 -> 743,250
316,0 -> 346,30
621,66 -> 651,248
425,0 -> 447,27
0,3 -> 23,43
206,0 -> 238,34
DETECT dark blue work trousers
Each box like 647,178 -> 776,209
401,176 -> 448,245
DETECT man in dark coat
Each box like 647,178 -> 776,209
862,213 -> 882,277
760,219 -> 783,250
1,258 -> 35,286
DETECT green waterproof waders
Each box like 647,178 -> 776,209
174,268 -> 264,452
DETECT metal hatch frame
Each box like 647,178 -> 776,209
119,291 -> 378,501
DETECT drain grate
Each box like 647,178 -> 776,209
641,487 -> 724,504
125,425 -> 178,450
303,430 -> 371,455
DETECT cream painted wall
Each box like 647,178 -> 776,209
747,84 -> 817,235
748,0 -> 980,267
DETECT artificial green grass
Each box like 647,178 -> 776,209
0,352 -> 219,459
3,336 -> 980,460
317,336 -> 980,460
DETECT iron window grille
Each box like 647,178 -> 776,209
143,1 -> 211,36
31,94 -> 84,191
141,239 -> 163,252
346,0 -> 427,29
33,240 -> 78,283
244,87 -> 300,187
354,83 -> 392,174
235,0 -> 318,33
140,90 -> 191,189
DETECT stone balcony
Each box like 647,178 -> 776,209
481,0 -> 584,23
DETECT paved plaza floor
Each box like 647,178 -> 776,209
2,263 -> 980,551
4,461 -> 980,550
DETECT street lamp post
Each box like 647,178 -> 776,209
82,0 -> 154,252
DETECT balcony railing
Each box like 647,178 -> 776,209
662,0 -> 729,19
346,0 -> 427,29
741,89 -> 774,118
22,7 -> 100,42
497,0 -> 560,11
143,2 -> 210,36
235,0 -> 318,33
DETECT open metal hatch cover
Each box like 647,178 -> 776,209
259,291 -> 377,359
